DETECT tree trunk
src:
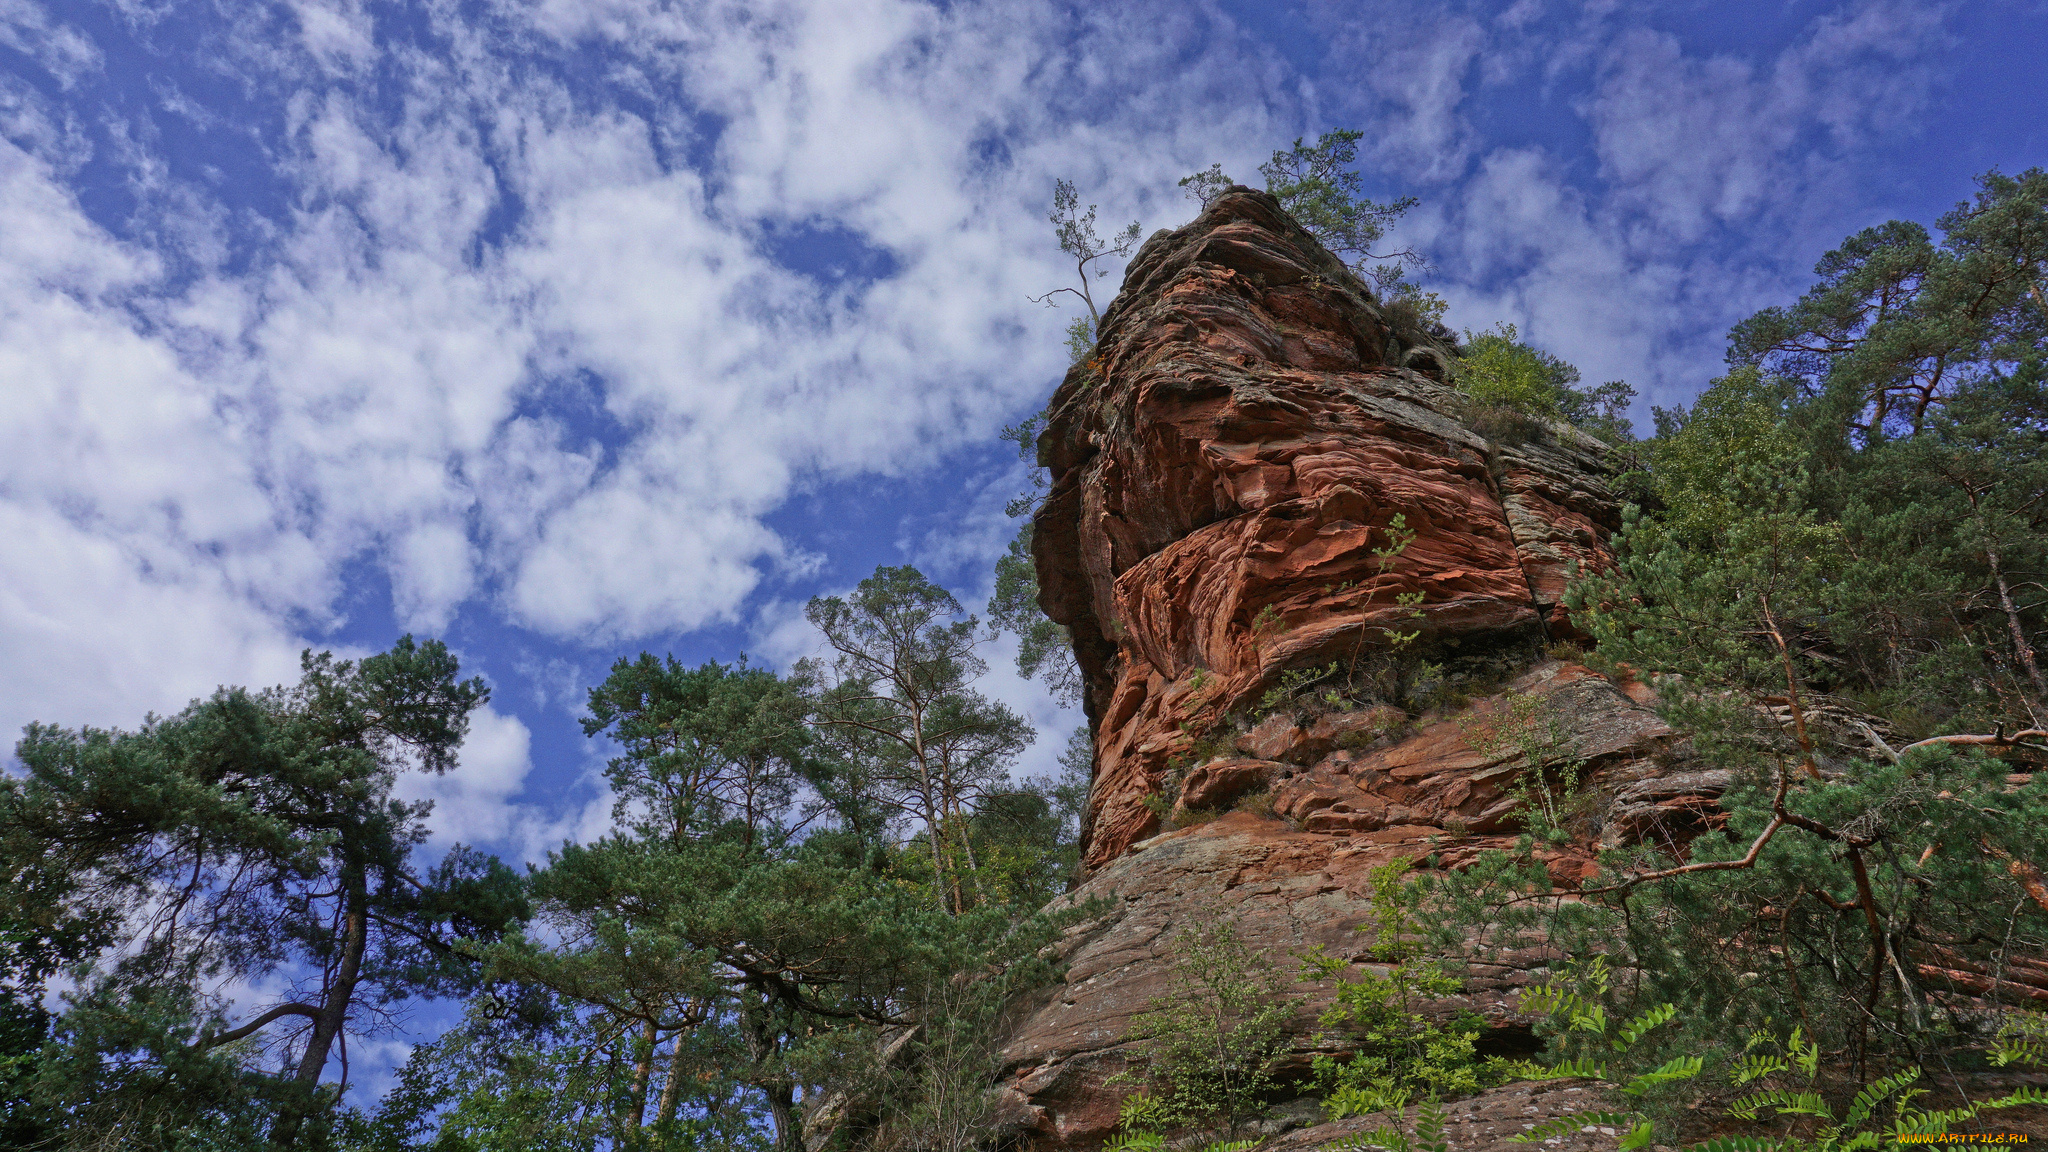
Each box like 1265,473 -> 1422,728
743,997 -> 803,1152
1986,541 -> 2047,719
272,889 -> 367,1146
767,1082 -> 803,1152
628,1017 -> 658,1129
655,1031 -> 689,1128
954,803 -> 984,907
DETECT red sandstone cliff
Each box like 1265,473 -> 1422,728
1031,188 -> 1631,874
991,190 -> 1719,1149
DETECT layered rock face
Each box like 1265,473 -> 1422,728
986,662 -> 1699,1149
995,190 -> 1715,1149
1031,189 -> 1630,873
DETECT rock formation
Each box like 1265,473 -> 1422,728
1030,190 -> 1631,875
994,189 -> 1721,1149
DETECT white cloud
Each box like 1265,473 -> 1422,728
0,0 -> 103,89
1308,0 -> 1962,416
0,501 -> 308,738
395,704 -> 532,845
0,0 -> 1975,814
1581,1 -> 1947,246
0,0 -> 1310,689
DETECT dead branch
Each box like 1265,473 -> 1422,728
1897,728 -> 2048,755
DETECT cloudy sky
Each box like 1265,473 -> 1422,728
3,0 -> 2044,873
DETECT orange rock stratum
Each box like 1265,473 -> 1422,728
988,188 -> 1740,1149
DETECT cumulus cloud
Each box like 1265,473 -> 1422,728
1310,0 -> 1960,414
1581,0 -> 1949,246
392,703 -> 612,863
0,0 -> 1975,843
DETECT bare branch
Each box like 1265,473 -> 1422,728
1897,728 -> 2048,755
195,1002 -> 323,1050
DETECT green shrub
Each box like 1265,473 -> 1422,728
1305,862 -> 1517,1121
1111,916 -> 1292,1140
1454,323 -> 1636,444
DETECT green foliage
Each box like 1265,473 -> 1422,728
1,637 -> 523,1149
1728,167 -> 2047,438
1461,694 -> 1593,844
1305,862 -> 1515,1122
803,565 -> 1036,916
1521,289 -> 2048,1089
1064,314 -> 1096,362
1824,372 -> 2048,727
1438,737 -> 2048,1106
1114,915 -> 1292,1139
1259,661 -> 1344,715
340,565 -> 1083,1152
0,837 -> 109,1146
1319,1096 -> 1452,1152
471,789 -> 1075,1151
1033,177 -> 1142,330
582,652 -> 812,846
1989,1009 -> 2048,1069
1258,130 -> 1421,294
1457,322 -> 1638,444
1105,1124 -> 1258,1152
1180,130 -> 1426,298
1505,959 -> 1700,1151
991,521 -> 1082,707
990,417 -> 1084,706
1704,1031 -> 2048,1152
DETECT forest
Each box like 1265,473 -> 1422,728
1,144 -> 2044,1152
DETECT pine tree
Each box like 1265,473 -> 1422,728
1,638 -> 526,1148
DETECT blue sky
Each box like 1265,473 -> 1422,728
3,0 -> 2044,1092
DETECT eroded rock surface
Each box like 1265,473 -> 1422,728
1031,188 -> 1625,872
985,664 -> 1710,1150
998,189 -> 1723,1148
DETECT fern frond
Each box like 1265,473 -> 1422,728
1730,1053 -> 1789,1087
1616,1003 -> 1678,1051
1618,1120 -> 1657,1150
1415,1098 -> 1451,1152
1790,1029 -> 1819,1079
1727,1089 -> 1831,1120
1841,1069 -> 1919,1128
1990,1038 -> 2047,1070
1891,1103 -> 1979,1136
1622,1055 -> 1704,1096
1981,1086 -> 2048,1109
1534,1057 -> 1609,1080
1510,1110 -> 1638,1143
1325,1122 -> 1413,1152
1683,1137 -> 1781,1152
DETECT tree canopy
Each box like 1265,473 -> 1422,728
0,637 -> 525,1148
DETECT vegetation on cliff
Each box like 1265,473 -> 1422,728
1015,164 -> 2046,1150
0,149 -> 2041,1152
1425,167 -> 2048,1144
